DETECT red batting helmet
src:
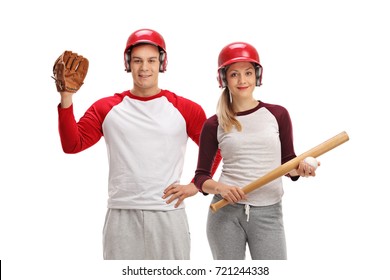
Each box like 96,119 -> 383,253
217,42 -> 263,88
124,28 -> 168,73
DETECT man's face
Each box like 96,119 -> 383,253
130,44 -> 160,93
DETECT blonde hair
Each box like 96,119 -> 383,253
216,88 -> 242,133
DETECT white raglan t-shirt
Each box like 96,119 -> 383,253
194,102 -> 298,206
58,90 -> 212,211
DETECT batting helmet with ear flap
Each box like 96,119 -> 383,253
124,28 -> 168,73
217,42 -> 263,88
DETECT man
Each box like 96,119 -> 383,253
55,28 -> 220,259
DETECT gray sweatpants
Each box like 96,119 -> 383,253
103,208 -> 191,260
207,195 -> 287,260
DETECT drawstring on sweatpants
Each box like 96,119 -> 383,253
245,204 -> 250,222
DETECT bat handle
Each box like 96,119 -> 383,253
210,198 -> 229,213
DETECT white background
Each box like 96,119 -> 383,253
1,0 -> 389,279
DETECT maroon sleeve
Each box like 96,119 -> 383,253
278,108 -> 296,163
264,103 -> 299,181
194,115 -> 220,194
262,103 -> 296,163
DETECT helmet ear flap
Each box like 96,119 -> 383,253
125,51 -> 131,72
159,50 -> 167,72
255,65 -> 263,86
217,68 -> 227,88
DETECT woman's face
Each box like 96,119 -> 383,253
226,61 -> 256,98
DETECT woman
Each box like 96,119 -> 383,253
194,42 -> 318,260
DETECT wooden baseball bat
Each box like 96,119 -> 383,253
210,131 -> 349,213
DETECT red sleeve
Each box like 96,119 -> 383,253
178,98 -> 206,146
173,96 -> 222,186
57,94 -> 121,153
57,104 -> 103,153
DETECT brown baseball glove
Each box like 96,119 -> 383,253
52,50 -> 89,93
